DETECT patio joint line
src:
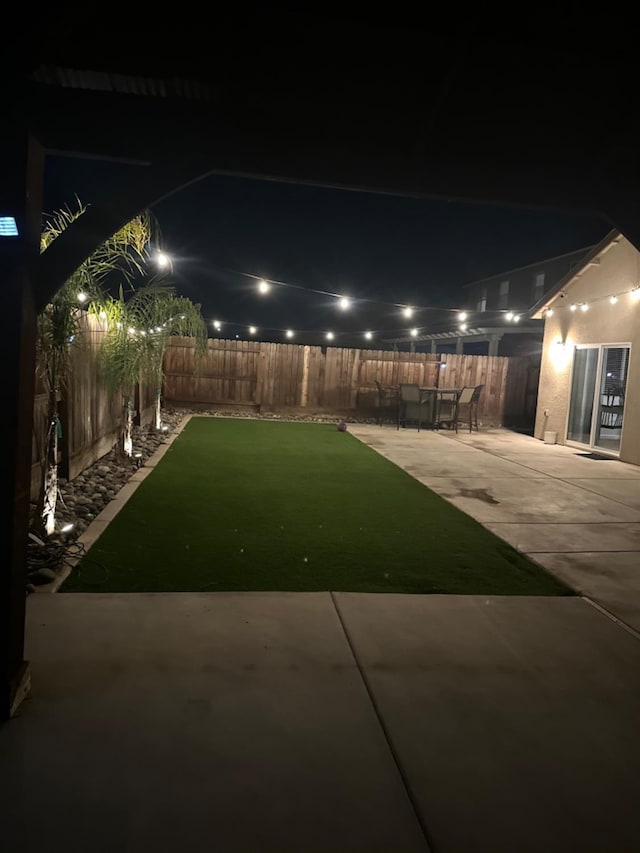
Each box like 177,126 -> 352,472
581,596 -> 640,642
329,592 -> 435,853
441,435 -> 640,513
524,549 -> 640,554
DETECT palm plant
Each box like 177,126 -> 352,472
94,281 -> 207,456
35,199 -> 155,535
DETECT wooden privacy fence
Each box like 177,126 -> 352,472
163,337 -> 539,427
31,313 -> 156,496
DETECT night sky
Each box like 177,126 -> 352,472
43,154 -> 611,345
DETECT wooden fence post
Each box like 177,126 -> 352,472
301,345 -> 310,408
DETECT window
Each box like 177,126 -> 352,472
477,287 -> 487,312
498,280 -> 509,309
532,272 -> 545,303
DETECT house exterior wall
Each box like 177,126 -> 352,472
464,247 -> 593,314
535,237 -> 640,465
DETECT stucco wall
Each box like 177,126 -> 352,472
535,236 -> 640,465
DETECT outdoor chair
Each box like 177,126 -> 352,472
453,384 -> 483,433
397,383 -> 427,431
600,386 -> 624,430
433,389 -> 459,430
374,380 -> 399,426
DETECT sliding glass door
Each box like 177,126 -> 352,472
567,345 -> 630,454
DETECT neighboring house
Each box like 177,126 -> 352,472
463,245 -> 594,317
385,243 -> 596,357
531,229 -> 640,465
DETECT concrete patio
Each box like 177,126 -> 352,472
2,420 -> 640,852
350,423 -> 640,635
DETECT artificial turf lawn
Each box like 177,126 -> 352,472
62,417 -> 572,595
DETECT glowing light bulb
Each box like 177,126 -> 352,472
410,328 -> 418,337
460,323 -> 468,331
249,326 -> 257,335
403,307 -> 413,318
258,279 -> 270,294
285,329 -> 294,338
364,331 -> 372,340
570,304 -> 578,311
339,297 -> 350,311
156,252 -> 170,268
77,292 -> 87,303
506,312 -> 514,321
546,308 -> 554,317
326,331 -> 334,340
580,303 -> 589,312
513,314 -> 520,322
99,310 -> 107,320
631,288 -> 640,302
610,295 -> 618,304
458,311 -> 467,321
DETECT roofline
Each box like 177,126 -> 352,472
528,229 -> 622,318
383,325 -> 541,343
461,243 -> 599,289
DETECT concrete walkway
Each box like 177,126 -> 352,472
3,420 -> 640,852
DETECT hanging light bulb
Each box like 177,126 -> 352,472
458,311 -> 467,321
258,280 -> 270,294
364,331 -> 373,340
77,291 -> 87,303
285,329 -> 294,339
410,328 -> 418,337
505,312 -> 514,321
326,331 -> 334,340
546,308 -> 554,317
610,295 -> 618,305
338,297 -> 350,311
403,307 -> 413,318
249,325 -> 257,335
580,303 -> 589,312
631,287 -> 640,302
460,322 -> 468,331
570,304 -> 578,311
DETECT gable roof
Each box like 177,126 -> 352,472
528,229 -> 622,319
462,244 -> 596,290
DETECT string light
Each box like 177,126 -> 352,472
193,267 -> 640,344
77,292 -> 87,303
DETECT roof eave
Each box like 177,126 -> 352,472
528,228 -> 622,319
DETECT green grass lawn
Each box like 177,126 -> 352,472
62,418 -> 572,595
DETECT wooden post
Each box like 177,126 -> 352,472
255,343 -> 267,408
300,345 -> 310,408
1,133 -> 44,720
